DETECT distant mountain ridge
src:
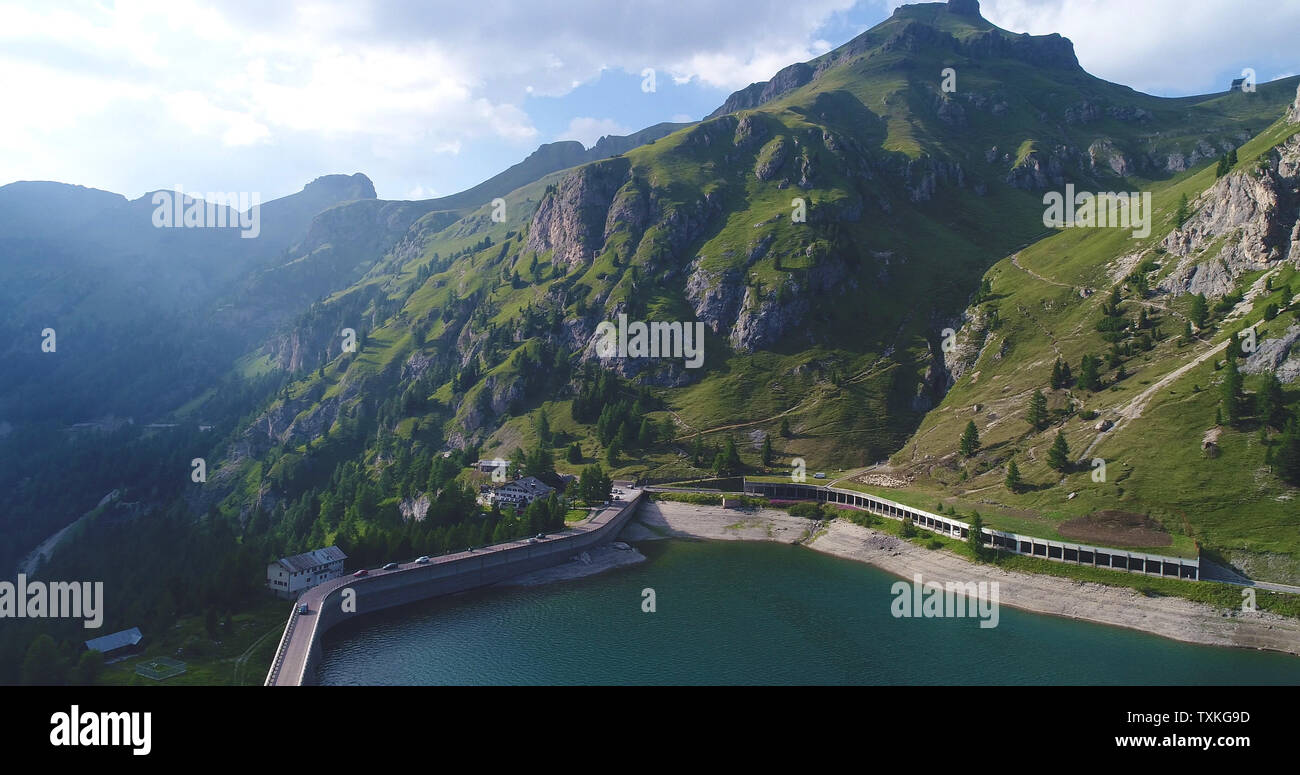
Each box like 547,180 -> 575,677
417,121 -> 691,212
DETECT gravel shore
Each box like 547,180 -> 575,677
497,543 -> 646,587
638,500 -> 1300,657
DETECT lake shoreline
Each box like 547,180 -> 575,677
621,501 -> 1300,657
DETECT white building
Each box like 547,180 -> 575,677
488,476 -> 555,508
266,546 -> 348,599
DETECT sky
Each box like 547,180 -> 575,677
0,0 -> 1296,203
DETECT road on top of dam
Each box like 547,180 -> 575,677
267,487 -> 643,686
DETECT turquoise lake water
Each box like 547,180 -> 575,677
316,540 -> 1300,685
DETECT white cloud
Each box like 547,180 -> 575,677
0,0 -> 866,197
1,0 -> 1294,200
405,184 -> 443,199
556,117 -> 634,149
668,38 -> 834,91
980,0 -> 1300,95
0,0 -> 546,196
164,91 -> 270,147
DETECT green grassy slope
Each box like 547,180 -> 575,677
880,116 -> 1300,579
201,1 -> 1300,583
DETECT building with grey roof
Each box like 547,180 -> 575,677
84,626 -> 143,662
486,476 -> 555,508
266,546 -> 348,599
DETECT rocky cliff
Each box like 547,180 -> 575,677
1160,130 -> 1300,298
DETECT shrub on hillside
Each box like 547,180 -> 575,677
788,502 -> 825,519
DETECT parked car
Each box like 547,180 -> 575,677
415,556 -> 431,564
535,533 -> 546,540
297,604 -> 309,615
352,569 -> 368,577
814,472 -> 827,479
382,562 -> 400,570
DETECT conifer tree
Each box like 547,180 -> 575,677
968,512 -> 986,560
1190,293 -> 1208,328
1221,357 -> 1243,426
1005,459 -> 1023,493
959,420 -> 981,457
1047,430 -> 1070,472
1175,192 -> 1190,226
1027,389 -> 1049,431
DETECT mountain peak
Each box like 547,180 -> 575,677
302,172 -> 376,201
708,0 -> 1076,120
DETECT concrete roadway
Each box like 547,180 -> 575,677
1199,556 -> 1300,595
268,487 -> 641,686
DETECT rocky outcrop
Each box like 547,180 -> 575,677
1065,101 -> 1103,125
401,349 -> 435,382
262,283 -> 385,372
602,176 -> 652,251
1064,101 -> 1151,127
958,28 -> 1078,70
709,83 -> 767,119
685,258 -> 745,336
707,63 -> 814,118
1163,142 -> 1221,174
1160,134 -> 1300,298
1003,135 -> 1243,188
399,494 -> 431,522
1107,105 -> 1153,123
525,157 -> 631,270
644,189 -> 724,266
733,113 -> 769,149
947,0 -> 980,16
1088,138 -> 1134,177
283,395 -> 343,442
455,373 -> 526,440
681,115 -> 739,151
764,63 -> 815,104
1242,324 -> 1300,383
996,125 -> 1249,182
904,156 -> 965,202
796,148 -> 817,189
730,284 -> 809,352
755,136 -> 791,181
935,95 -> 967,127
941,306 -> 993,390
1288,82 -> 1300,124
729,249 -> 856,352
1006,145 -> 1082,190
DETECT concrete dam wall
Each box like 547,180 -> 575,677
267,490 -> 644,686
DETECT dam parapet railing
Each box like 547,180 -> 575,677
266,489 -> 645,686
743,479 -> 1200,581
263,601 -> 300,686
